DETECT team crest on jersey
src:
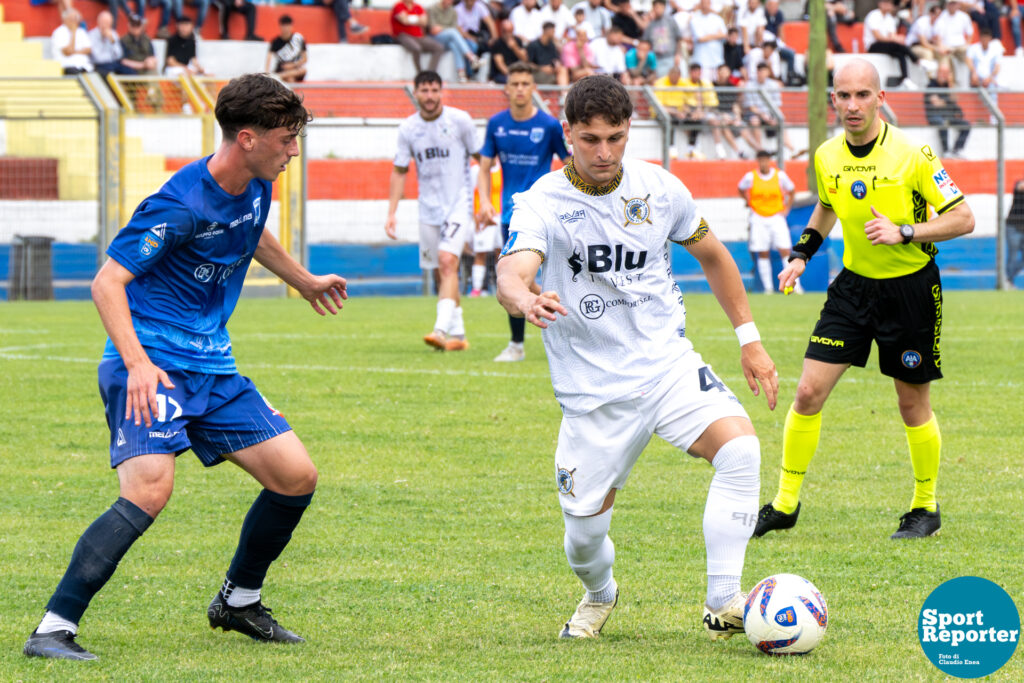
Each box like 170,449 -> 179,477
556,465 -> 576,496
530,127 -> 545,143
851,180 -> 867,199
194,263 -> 215,283
621,194 -> 653,226
902,350 -> 922,368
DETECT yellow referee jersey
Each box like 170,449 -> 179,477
815,122 -> 966,279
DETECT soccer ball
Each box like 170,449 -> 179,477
743,573 -> 828,655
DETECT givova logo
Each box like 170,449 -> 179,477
919,576 -> 1020,678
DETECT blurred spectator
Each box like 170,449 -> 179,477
455,0 -> 496,52
510,0 -> 544,43
266,14 -> 307,82
610,0 -> 647,42
966,26 -> 1001,90
744,61 -> 798,155
215,0 -> 261,40
735,0 -> 765,52
393,0 -> 445,72
654,63 -> 714,158
745,38 -> 780,80
188,0 -> 212,32
89,10 -> 136,75
164,15 -> 206,75
591,25 -> 628,80
527,21 -> 569,84
121,14 -> 158,74
818,0 -> 854,52
931,0 -> 973,76
489,18 -> 528,83
625,38 -> 657,84
723,26 -> 744,74
151,0 -> 175,40
924,61 -> 969,157
689,0 -> 727,81
1009,0 -> 1024,57
52,8 -> 94,74
322,0 -> 369,43
569,6 -> 595,41
430,0 -> 482,82
962,0 -> 1000,39
538,0 -> 574,42
713,62 -> 757,155
579,0 -> 613,38
561,26 -> 597,81
643,0 -> 684,77
1006,178 -> 1024,286
105,0 -> 143,30
907,3 -> 941,65
863,0 -> 918,88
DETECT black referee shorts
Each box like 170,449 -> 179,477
805,261 -> 943,383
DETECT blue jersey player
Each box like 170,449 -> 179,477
477,61 -> 570,362
24,74 -> 348,661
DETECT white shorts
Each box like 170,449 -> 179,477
553,350 -> 750,516
419,213 -> 472,269
472,222 -> 504,254
748,212 -> 792,253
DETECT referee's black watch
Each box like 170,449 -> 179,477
787,252 -> 809,263
899,223 -> 915,245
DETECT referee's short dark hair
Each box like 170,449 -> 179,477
215,73 -> 311,140
414,70 -> 443,88
564,75 -> 633,127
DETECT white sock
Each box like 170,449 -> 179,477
704,435 -> 760,610
37,611 -> 78,635
508,341 -> 524,350
448,306 -> 466,337
434,298 -> 456,333
471,264 -> 486,291
222,578 -> 261,607
563,508 -> 616,601
756,256 -> 773,293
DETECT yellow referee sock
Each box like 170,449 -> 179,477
771,406 -> 822,515
906,414 -> 941,513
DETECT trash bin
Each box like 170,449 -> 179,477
8,234 -> 55,301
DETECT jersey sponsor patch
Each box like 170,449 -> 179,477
931,168 -> 961,201
138,231 -> 164,258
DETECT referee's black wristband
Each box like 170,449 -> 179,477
789,228 -> 823,263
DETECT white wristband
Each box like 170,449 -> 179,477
735,322 -> 760,347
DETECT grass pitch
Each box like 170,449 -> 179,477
1,290 -> 1022,681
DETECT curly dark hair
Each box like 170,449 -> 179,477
215,73 -> 312,140
563,75 -> 633,127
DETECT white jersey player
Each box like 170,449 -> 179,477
737,150 -> 800,294
496,75 -> 778,641
386,71 -> 479,351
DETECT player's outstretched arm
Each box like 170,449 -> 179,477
254,230 -> 348,316
685,230 -> 778,410
496,250 -> 567,329
92,259 -> 175,427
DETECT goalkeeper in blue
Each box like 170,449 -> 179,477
24,73 -> 348,661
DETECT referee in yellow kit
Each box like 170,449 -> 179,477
755,58 -> 975,540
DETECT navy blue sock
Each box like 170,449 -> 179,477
47,497 -> 154,623
509,314 -> 526,344
226,489 -> 313,590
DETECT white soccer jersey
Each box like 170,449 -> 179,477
394,106 -> 478,226
507,158 -> 708,416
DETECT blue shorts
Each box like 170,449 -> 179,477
99,358 -> 292,469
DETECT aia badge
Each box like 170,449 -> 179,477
902,350 -> 922,369
556,465 -> 577,497
850,180 -> 867,200
621,194 -> 653,227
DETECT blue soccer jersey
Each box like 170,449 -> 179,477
104,156 -> 272,374
480,109 -> 569,225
